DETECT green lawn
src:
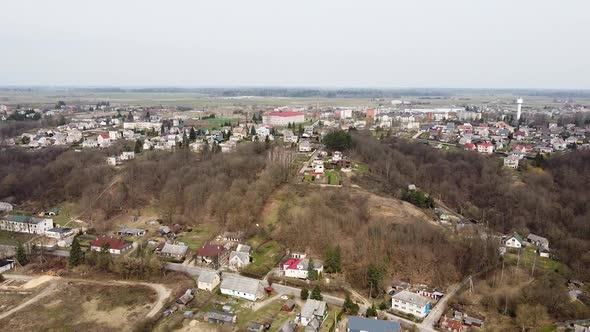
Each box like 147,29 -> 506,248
319,305 -> 341,332
51,202 -> 81,226
242,241 -> 283,277
325,171 -> 340,185
176,223 -> 219,251
353,162 -> 369,175
0,230 -> 35,246
236,300 -> 285,329
504,246 -> 570,276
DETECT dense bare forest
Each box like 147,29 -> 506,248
351,132 -> 590,280
0,143 -> 290,234
273,187 -> 498,291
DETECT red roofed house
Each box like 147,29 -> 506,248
464,143 -> 476,151
90,236 -> 132,254
263,111 -> 305,126
440,315 -> 464,332
97,133 -> 111,148
280,257 -> 323,279
196,242 -> 228,265
477,142 -> 494,154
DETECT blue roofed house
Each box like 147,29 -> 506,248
347,316 -> 401,332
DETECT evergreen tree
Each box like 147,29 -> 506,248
182,132 -> 189,147
307,259 -> 319,280
366,304 -> 378,317
343,294 -> 359,314
16,242 -> 28,266
301,288 -> 309,300
324,245 -> 342,273
298,123 -> 304,136
367,263 -> 385,297
97,243 -> 112,271
134,139 -> 143,154
311,285 -> 323,300
69,236 -> 84,266
189,127 -> 197,141
127,111 -> 133,121
250,126 -> 256,136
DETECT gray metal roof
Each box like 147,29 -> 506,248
277,319 -> 297,332
527,233 -> 549,245
301,299 -> 327,319
206,310 -> 235,322
161,243 -> 188,256
47,227 -> 72,234
220,273 -> 262,296
230,251 -> 250,263
347,316 -> 401,332
237,244 -> 251,253
198,270 -> 219,284
391,290 -> 430,307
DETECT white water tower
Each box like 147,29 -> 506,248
516,97 -> 523,122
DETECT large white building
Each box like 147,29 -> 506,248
220,273 -> 264,301
0,215 -> 54,234
123,122 -> 162,131
391,290 -> 431,318
262,111 -> 305,126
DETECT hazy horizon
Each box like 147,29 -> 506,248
2,0 -> 590,89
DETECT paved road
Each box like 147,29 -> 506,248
298,148 -> 321,175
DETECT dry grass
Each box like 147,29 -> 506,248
1,281 -> 157,332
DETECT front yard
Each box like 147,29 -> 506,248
0,230 -> 35,246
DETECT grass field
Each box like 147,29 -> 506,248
235,299 -> 285,329
325,170 -> 340,185
242,241 -> 284,278
0,230 -> 35,246
504,246 -> 570,276
176,223 -> 219,251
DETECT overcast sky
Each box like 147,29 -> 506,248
1,0 -> 589,89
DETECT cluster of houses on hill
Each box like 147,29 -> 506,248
501,232 -> 551,257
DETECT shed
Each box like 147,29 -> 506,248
281,299 -> 295,312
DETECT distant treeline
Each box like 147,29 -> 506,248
3,87 -> 590,98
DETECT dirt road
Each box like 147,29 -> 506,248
0,282 -> 57,320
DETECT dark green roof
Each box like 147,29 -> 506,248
2,214 -> 45,224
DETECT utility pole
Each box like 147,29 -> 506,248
500,259 -> 505,283
531,252 -> 537,277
